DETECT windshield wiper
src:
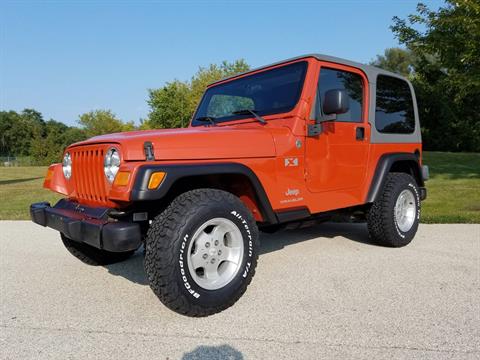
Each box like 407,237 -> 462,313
195,116 -> 217,126
232,109 -> 267,125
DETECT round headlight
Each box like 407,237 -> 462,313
104,148 -> 120,183
62,152 -> 72,179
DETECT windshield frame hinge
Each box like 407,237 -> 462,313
307,123 -> 322,137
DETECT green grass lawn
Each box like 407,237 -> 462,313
0,167 -> 62,220
421,152 -> 479,223
0,151 -> 479,222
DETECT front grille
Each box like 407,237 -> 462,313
71,145 -> 109,205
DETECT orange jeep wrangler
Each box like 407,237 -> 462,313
31,54 -> 428,316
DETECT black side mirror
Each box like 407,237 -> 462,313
308,88 -> 351,136
323,89 -> 350,115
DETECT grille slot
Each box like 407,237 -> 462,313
71,146 -> 108,205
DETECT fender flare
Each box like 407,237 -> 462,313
366,153 -> 424,203
130,162 -> 277,224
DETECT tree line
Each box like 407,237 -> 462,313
0,60 -> 250,165
0,109 -> 135,165
1,0 -> 478,165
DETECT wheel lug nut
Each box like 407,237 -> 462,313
218,250 -> 222,255
210,258 -> 216,264
205,242 -> 210,248
214,240 -> 219,246
202,253 -> 208,259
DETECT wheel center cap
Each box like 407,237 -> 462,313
209,248 -> 216,256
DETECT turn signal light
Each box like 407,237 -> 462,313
113,171 -> 131,186
148,172 -> 166,189
45,168 -> 54,182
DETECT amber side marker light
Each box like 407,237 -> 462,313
148,172 -> 166,189
113,171 -> 131,186
45,169 -> 54,182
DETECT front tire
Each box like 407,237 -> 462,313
367,173 -> 421,247
61,234 -> 136,265
144,189 -> 259,317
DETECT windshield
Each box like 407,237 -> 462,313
192,61 -> 308,126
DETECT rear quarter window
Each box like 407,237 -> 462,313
375,75 -> 415,134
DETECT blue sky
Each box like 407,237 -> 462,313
1,0 -> 443,126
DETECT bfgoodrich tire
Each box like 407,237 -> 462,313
61,234 -> 136,266
367,173 -> 421,247
144,188 -> 259,317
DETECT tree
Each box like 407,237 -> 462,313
30,120 -> 87,165
370,48 -> 416,77
146,59 -> 250,129
0,109 -> 45,157
63,127 -> 87,146
0,111 -> 18,156
391,0 -> 480,152
78,109 -> 135,138
147,81 -> 192,129
0,109 -> 89,164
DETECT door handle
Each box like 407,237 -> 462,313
356,127 -> 365,141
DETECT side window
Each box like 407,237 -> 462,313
315,68 -> 364,122
375,75 -> 415,134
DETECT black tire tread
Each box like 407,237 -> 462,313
367,172 -> 419,247
144,188 -> 259,317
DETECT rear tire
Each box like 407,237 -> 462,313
61,234 -> 136,265
367,173 -> 421,247
144,188 -> 259,317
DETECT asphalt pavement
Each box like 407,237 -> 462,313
1,221 -> 479,359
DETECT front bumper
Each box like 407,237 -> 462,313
30,199 -> 142,252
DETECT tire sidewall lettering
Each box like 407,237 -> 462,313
409,183 -> 421,221
393,182 -> 420,239
177,208 -> 256,302
179,233 -> 201,298
230,210 -> 253,278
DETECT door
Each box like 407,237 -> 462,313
305,64 -> 370,193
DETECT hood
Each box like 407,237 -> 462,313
69,126 -> 277,161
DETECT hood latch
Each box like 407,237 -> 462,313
144,141 -> 155,161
